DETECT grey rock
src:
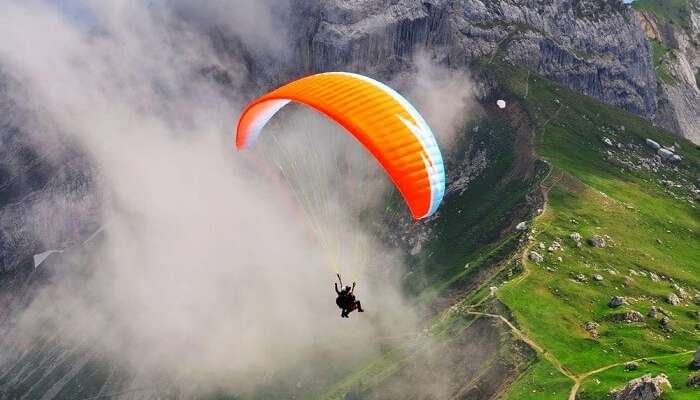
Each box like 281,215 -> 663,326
593,274 -> 604,281
588,235 -> 606,248
657,148 -> 674,160
584,321 -> 600,337
603,137 -> 614,146
666,293 -> 681,305
692,347 -> 700,369
516,221 -> 528,231
292,0 -> 657,125
672,284 -> 688,299
609,296 -> 626,308
648,306 -> 658,318
570,232 -> 582,242
624,361 -> 639,371
645,139 -> 661,150
660,316 -> 670,326
612,374 -> 670,400
528,251 -> 544,263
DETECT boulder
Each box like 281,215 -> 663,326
612,311 -> 645,323
609,296 -> 626,308
692,347 -> 700,369
593,274 -> 604,281
657,148 -> 674,160
570,232 -> 582,242
515,221 -> 527,231
687,372 -> 700,387
666,293 -> 681,305
624,361 -> 639,371
672,284 -> 687,299
613,374 -> 670,400
584,321 -> 600,337
645,138 -> 661,150
588,235 -> 606,248
528,251 -> 544,263
648,306 -> 658,318
660,316 -> 670,326
603,137 -> 614,146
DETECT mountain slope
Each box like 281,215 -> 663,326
489,61 -> 700,399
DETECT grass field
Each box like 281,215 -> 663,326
632,0 -> 694,31
490,60 -> 700,398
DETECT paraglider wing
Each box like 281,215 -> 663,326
235,72 -> 445,219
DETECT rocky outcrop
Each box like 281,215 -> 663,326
635,6 -> 700,144
609,296 -> 626,308
290,0 -> 656,117
613,374 -> 671,400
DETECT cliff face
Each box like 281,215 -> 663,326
636,3 -> 700,144
0,75 -> 100,273
290,0 -> 657,118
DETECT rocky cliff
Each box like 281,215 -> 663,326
635,1 -> 700,144
289,0 -> 657,119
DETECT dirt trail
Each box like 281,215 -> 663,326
465,304 -> 692,400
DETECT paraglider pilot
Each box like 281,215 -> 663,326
335,274 -> 364,318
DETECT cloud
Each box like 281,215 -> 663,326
0,0 -> 418,394
402,52 -> 478,149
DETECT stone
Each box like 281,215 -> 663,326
603,137 -> 614,146
612,311 -> 644,323
692,347 -> 700,369
687,372 -> 700,387
645,139 -> 661,150
588,235 -> 606,248
657,148 -> 674,160
593,274 -> 604,281
624,361 -> 639,371
570,232 -> 582,242
609,296 -> 626,308
666,293 -> 681,305
660,316 -> 670,326
648,306 -> 658,318
584,321 -> 600,337
516,221 -> 527,231
529,251 -> 544,263
612,374 -> 670,400
672,284 -> 687,299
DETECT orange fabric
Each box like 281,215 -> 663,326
236,73 -> 434,219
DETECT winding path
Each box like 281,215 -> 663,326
464,304 -> 692,400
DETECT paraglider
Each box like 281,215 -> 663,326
235,72 -> 445,219
334,274 -> 364,318
234,72 -> 446,317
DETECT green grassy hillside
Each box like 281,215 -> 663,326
487,62 -> 700,399
320,59 -> 699,399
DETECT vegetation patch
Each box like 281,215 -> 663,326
632,0 -> 693,32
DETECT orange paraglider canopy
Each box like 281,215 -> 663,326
235,72 -> 445,219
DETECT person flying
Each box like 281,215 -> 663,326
334,274 -> 364,318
